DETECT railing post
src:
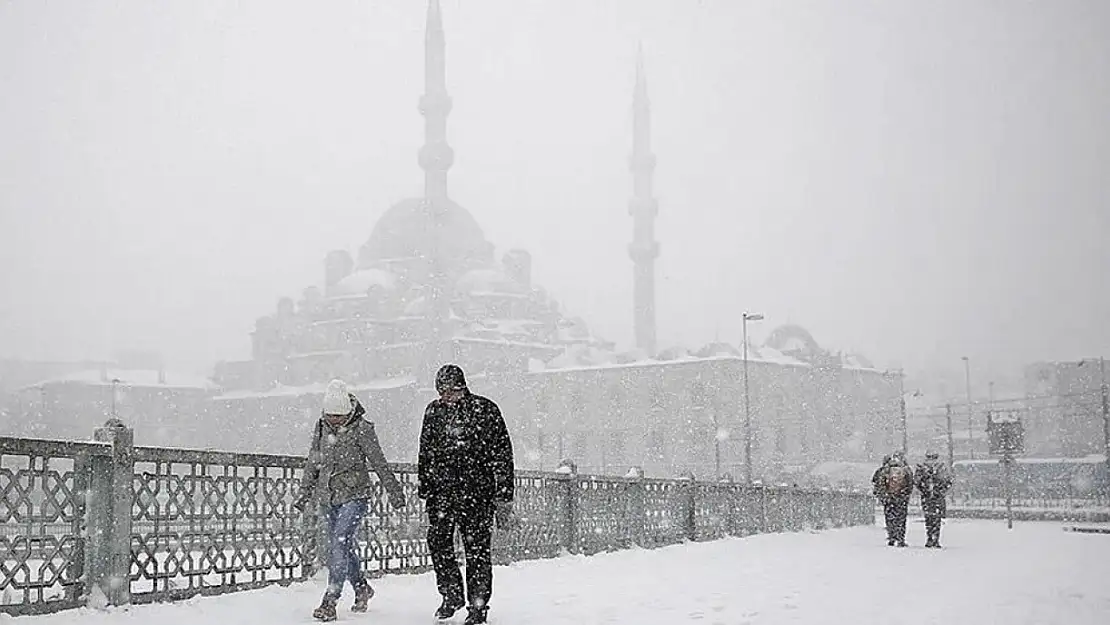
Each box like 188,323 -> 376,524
557,459 -> 579,554
679,472 -> 696,541
86,420 -> 134,607
759,483 -> 768,533
626,469 -> 646,547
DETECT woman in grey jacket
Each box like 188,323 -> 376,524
294,379 -> 406,621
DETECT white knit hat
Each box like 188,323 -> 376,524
322,379 -> 352,416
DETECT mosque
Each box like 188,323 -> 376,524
199,0 -> 900,481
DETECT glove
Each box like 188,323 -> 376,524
388,490 -> 407,510
494,501 -> 517,530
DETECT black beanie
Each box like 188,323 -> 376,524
435,364 -> 467,392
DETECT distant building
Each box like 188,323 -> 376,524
204,1 -> 899,480
1024,359 -> 1107,457
2,358 -> 216,447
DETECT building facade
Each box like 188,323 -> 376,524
1024,359 -> 1108,458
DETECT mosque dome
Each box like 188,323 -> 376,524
358,197 -> 492,269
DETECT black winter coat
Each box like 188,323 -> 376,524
915,460 -> 953,517
418,391 -> 515,507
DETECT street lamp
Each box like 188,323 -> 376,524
962,357 -> 973,459
893,369 -> 908,455
742,312 -> 764,484
110,378 -> 121,418
1077,357 -> 1108,480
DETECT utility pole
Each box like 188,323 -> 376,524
946,403 -> 955,469
898,370 -> 908,456
742,312 -> 763,484
962,356 -> 974,459
1101,357 -> 1108,492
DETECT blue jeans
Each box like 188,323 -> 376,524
325,499 -> 368,599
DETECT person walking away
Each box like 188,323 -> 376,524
419,364 -> 515,625
873,452 -> 914,547
915,451 -> 953,548
294,379 -> 406,621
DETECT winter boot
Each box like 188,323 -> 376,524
313,596 -> 338,622
435,597 -> 465,621
464,606 -> 489,625
351,583 -> 374,613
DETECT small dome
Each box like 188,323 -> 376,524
332,269 -> 397,297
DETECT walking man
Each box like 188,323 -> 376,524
295,379 -> 406,621
872,451 -> 914,547
915,451 -> 953,547
419,364 -> 515,625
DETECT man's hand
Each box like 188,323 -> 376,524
494,501 -> 517,530
292,498 -> 307,514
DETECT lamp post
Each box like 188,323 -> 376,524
897,370 -> 908,455
742,312 -> 764,484
962,356 -> 973,459
110,378 -> 121,418
1077,357 -> 1108,484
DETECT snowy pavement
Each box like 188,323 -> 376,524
9,518 -> 1110,625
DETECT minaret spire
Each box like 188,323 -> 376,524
629,44 -> 659,355
418,0 -> 455,387
419,0 -> 454,202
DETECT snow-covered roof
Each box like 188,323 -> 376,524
23,368 -> 216,391
213,376 -> 415,401
533,343 -> 819,374
331,268 -> 397,297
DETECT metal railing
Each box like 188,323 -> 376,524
950,495 -> 1109,511
1,423 -> 874,616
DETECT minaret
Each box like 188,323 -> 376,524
418,0 -> 455,385
628,45 -> 659,355
418,0 -> 454,203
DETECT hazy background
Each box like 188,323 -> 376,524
1,0 -> 1107,381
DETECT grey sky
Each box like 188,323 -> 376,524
0,0 -> 1107,381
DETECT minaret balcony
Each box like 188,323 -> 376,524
628,198 -> 659,218
418,141 -> 455,171
628,241 -> 660,262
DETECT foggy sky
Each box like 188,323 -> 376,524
1,0 -> 1107,381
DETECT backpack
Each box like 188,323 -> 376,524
886,465 -> 908,494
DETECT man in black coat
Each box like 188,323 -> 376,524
419,364 -> 515,625
915,451 -> 953,548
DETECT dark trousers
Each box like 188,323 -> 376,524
883,500 -> 909,543
427,497 -> 494,610
325,499 -> 368,600
924,514 -> 942,543
922,497 -> 946,544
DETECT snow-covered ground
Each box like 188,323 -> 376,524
8,518 -> 1109,625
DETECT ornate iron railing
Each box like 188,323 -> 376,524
0,437 -> 105,615
0,424 -> 874,616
